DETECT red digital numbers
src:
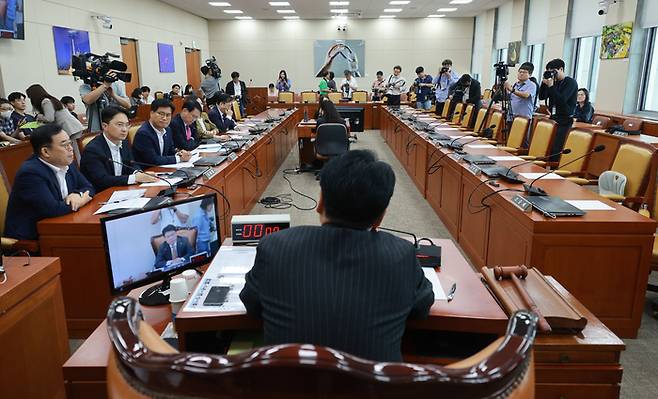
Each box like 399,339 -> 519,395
241,224 -> 281,239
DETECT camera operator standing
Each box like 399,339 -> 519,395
538,58 -> 578,161
79,72 -> 130,133
432,59 -> 459,116
385,65 -> 406,106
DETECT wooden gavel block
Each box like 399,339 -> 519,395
493,265 -> 529,280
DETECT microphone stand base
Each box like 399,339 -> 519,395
523,184 -> 548,196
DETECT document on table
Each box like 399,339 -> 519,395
107,189 -> 146,202
94,197 -> 151,214
489,156 -> 524,161
197,143 -> 224,151
184,246 -> 257,312
159,154 -> 201,169
518,172 -> 564,180
564,200 -> 616,211
467,144 -> 495,149
139,177 -> 182,187
434,127 -> 459,131
423,268 -> 447,301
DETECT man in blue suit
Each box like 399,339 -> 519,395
80,106 -> 157,192
207,93 -> 237,133
169,100 -> 202,151
154,224 -> 193,271
5,124 -> 94,240
132,99 -> 192,166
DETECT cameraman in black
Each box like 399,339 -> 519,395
79,73 -> 130,133
448,74 -> 481,126
538,58 -> 578,161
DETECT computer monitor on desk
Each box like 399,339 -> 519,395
101,194 -> 220,306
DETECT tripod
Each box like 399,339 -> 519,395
476,68 -> 513,143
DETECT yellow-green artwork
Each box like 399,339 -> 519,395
601,22 -> 633,59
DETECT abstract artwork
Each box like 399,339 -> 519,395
52,26 -> 90,75
507,41 -> 521,66
157,43 -> 175,73
314,40 -> 365,78
601,22 -> 633,59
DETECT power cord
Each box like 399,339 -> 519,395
258,172 -> 318,211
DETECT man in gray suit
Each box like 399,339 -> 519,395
240,150 -> 434,362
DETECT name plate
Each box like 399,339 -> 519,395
228,152 -> 239,162
612,131 -> 628,137
203,168 -> 218,180
468,164 -> 481,176
512,194 -> 533,213
450,153 -> 464,162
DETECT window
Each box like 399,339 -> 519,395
640,27 -> 658,112
528,43 -> 544,80
572,35 -> 601,103
497,48 -> 508,63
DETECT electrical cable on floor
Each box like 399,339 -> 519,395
258,172 -> 318,211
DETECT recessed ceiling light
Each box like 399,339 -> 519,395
379,15 -> 396,19
384,8 -> 403,12
269,1 -> 290,5
208,1 -> 231,6
427,14 -> 445,18
450,0 -> 472,4
437,8 -> 458,12
283,16 -> 300,19
235,16 -> 252,19
329,1 -> 349,5
331,15 -> 348,20
276,9 -> 296,13
389,1 -> 410,4
223,9 -> 243,14
330,9 -> 349,13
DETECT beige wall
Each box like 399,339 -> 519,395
208,18 -> 474,91
0,0 -> 209,103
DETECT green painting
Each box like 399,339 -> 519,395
601,22 -> 633,59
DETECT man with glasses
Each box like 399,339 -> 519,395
80,106 -> 157,192
505,62 -> 537,145
5,124 -> 94,241
133,99 -> 192,166
432,59 -> 459,116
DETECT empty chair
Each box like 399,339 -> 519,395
514,119 -> 557,160
450,103 -> 465,125
459,104 -> 475,130
315,123 -> 350,161
496,117 -> 530,152
277,91 -> 294,104
591,115 -> 612,128
232,101 -> 243,121
482,88 -> 492,101
327,92 -> 342,104
466,107 -> 489,134
301,91 -> 318,103
623,117 -> 643,132
598,143 -> 654,208
440,98 -> 452,120
351,91 -> 368,103
485,111 -> 504,142
107,296 -> 538,399
549,129 -> 594,176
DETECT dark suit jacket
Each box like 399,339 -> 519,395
208,107 -> 236,133
5,155 -> 95,240
169,114 -> 199,151
225,80 -> 248,104
79,134 -> 136,192
239,224 -> 434,362
154,236 -> 193,270
132,122 -> 177,166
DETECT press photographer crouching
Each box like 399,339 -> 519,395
75,53 -> 131,133
447,74 -> 481,125
538,58 -> 578,161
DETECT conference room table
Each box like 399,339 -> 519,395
268,100 -> 387,130
36,108 -> 303,338
380,106 -> 657,339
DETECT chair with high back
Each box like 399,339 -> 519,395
327,92 -> 342,104
352,91 -> 368,103
232,101 -> 243,122
150,227 -> 199,255
459,104 -> 475,131
644,188 -> 658,304
127,125 -> 140,147
78,133 -> 98,152
450,103 -> 464,125
277,91 -> 294,104
513,119 -> 557,159
315,123 -> 350,161
107,296 -> 538,399
622,117 -> 643,132
440,98 -> 452,120
300,91 -> 318,104
0,165 -> 39,253
485,111 -> 504,142
466,108 -> 489,134
591,115 -> 612,129
548,129 -> 594,176
496,117 -> 530,151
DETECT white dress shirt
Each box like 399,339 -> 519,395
233,81 -> 242,98
149,122 -> 180,163
103,134 -> 136,184
386,75 -> 407,95
39,158 -> 69,200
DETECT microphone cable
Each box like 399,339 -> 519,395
259,170 -> 318,211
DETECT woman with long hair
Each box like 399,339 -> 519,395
184,84 -> 194,96
574,88 -> 594,123
26,84 -> 84,160
276,70 -> 292,92
316,97 -> 346,127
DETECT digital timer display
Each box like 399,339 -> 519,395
231,214 -> 291,244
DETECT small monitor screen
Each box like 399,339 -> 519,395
0,0 -> 25,40
101,194 -> 220,294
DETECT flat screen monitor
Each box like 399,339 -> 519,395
0,0 -> 25,40
101,194 -> 220,305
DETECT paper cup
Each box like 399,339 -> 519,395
182,269 -> 200,294
169,278 -> 188,303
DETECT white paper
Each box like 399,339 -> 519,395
107,189 -> 146,203
564,200 -> 616,211
139,177 -> 182,187
94,197 -> 151,214
640,134 -> 658,144
434,127 -> 459,131
518,172 -> 564,180
489,156 -> 524,161
467,144 -> 496,149
449,135 -> 469,139
423,268 -> 447,301
159,154 -> 201,169
197,143 -> 224,150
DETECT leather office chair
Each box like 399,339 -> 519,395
622,117 -> 643,132
351,91 -> 368,103
440,98 -> 452,120
466,108 -> 489,134
327,92 -> 342,104
514,119 -> 557,159
107,296 -> 538,399
450,103 -> 465,125
277,91 -> 294,104
128,125 -> 140,147
300,91 -> 318,104
231,101 -> 242,122
150,227 -> 199,255
485,111 -> 504,142
78,133 -> 99,152
459,104 -> 475,131
591,115 -> 612,129
315,123 -> 349,161
548,129 -> 594,176
494,117 -> 529,151
0,165 -> 39,253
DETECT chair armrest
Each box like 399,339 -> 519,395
621,196 -> 645,208
498,146 -> 519,154
483,139 -> 498,144
553,169 -> 572,177
1,237 -> 39,253
601,193 -> 626,202
519,155 -> 537,161
567,177 -> 595,185
533,160 -> 547,167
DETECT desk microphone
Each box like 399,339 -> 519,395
481,124 -> 496,139
523,144 -> 606,196
445,135 -> 486,152
108,158 -> 179,197
500,148 -> 572,184
377,226 -> 441,268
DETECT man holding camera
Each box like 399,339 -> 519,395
432,59 -> 459,116
538,58 -> 578,161
201,65 -> 222,100
340,70 -> 358,100
79,73 -> 130,133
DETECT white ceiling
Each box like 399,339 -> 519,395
158,0 -> 508,20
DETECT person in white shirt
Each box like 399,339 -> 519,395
340,70 -> 358,100
385,65 -> 407,106
140,86 -> 153,105
225,71 -> 248,116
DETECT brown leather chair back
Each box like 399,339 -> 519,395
460,104 -> 475,129
622,118 -> 643,132
150,227 -> 198,255
528,119 -> 557,158
78,133 -> 99,152
591,115 -> 612,128
128,125 -> 140,147
107,297 -> 538,399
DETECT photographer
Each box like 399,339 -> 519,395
79,72 -> 130,133
371,71 -> 386,101
538,58 -> 578,161
414,66 -> 433,110
385,65 -> 407,106
340,70 -> 358,100
200,65 -> 221,99
448,74 -> 481,119
504,62 -> 536,119
432,59 -> 459,116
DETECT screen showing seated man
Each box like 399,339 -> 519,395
102,194 -> 220,293
0,0 -> 25,39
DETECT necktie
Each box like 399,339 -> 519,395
185,124 -> 192,141
172,242 -> 178,259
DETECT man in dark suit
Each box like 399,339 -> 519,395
132,99 -> 192,166
154,224 -> 193,271
169,100 -> 202,151
240,150 -> 434,362
207,93 -> 237,133
80,106 -> 157,192
5,124 -> 95,240
225,71 -> 248,116
448,74 -> 482,127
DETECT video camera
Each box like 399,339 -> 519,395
493,61 -> 514,81
543,70 -> 558,80
205,56 -> 222,79
71,52 -> 131,86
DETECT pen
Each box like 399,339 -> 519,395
447,282 -> 457,302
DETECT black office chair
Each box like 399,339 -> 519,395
315,123 -> 350,160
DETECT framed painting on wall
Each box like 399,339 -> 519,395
601,22 -> 633,59
52,26 -> 90,75
314,40 -> 365,78
157,43 -> 175,73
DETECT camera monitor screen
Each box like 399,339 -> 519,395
0,0 -> 25,40
101,194 -> 220,296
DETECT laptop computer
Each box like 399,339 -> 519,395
479,166 -> 524,184
525,195 -> 586,218
463,154 -> 496,165
193,155 -> 228,167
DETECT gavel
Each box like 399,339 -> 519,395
494,266 -> 552,333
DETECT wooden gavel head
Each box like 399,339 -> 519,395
493,266 -> 529,280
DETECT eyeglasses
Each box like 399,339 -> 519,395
155,111 -> 172,118
518,70 -> 530,75
112,122 -> 130,129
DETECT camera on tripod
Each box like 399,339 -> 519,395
205,56 -> 222,79
493,62 -> 513,81
543,70 -> 558,80
71,52 -> 131,86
